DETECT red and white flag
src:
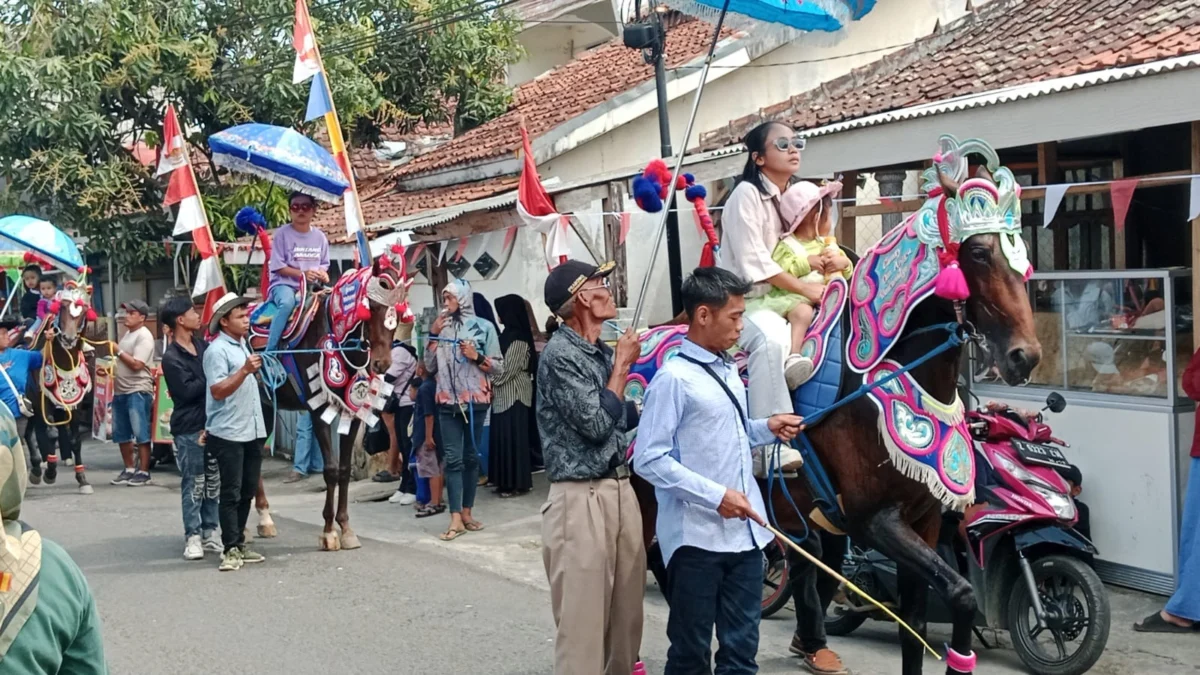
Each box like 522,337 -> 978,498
156,105 -> 189,177
516,124 -> 569,267
293,0 -> 322,84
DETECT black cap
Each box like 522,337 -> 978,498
120,299 -> 151,316
544,260 -> 616,313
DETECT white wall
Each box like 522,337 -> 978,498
509,18 -> 618,86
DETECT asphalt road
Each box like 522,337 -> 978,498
22,442 -> 1197,675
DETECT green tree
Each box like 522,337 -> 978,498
0,0 -> 522,276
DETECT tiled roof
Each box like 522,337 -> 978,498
698,0 -> 1200,150
313,119 -> 455,183
396,17 -> 727,178
312,176 -> 519,244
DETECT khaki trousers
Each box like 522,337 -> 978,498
542,477 -> 646,675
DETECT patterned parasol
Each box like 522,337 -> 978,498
208,123 -> 350,204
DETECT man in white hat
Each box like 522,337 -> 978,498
203,292 -> 268,572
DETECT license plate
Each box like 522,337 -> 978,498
1012,440 -> 1071,469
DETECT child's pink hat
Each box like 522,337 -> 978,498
780,180 -> 842,234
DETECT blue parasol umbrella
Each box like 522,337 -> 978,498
678,0 -> 874,31
0,215 -> 85,278
208,123 -> 350,203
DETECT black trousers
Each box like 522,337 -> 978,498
207,434 -> 264,552
790,530 -> 848,654
394,406 -> 416,495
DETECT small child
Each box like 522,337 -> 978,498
410,364 -> 445,518
36,275 -> 58,320
768,180 -> 852,389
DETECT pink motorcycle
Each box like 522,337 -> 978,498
827,393 -> 1111,675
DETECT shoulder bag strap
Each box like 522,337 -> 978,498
677,353 -> 747,433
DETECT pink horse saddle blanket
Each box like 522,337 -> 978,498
863,360 -> 976,511
248,284 -> 320,351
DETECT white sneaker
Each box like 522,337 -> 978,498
202,532 -> 223,553
785,354 -> 816,391
752,444 -> 805,478
184,535 -> 204,561
389,491 -> 416,505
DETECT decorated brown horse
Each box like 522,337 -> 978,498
247,240 -> 411,551
27,277 -> 98,495
628,136 -> 1041,674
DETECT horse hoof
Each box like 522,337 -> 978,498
78,484 -> 93,495
339,530 -> 361,550
28,472 -> 41,486
257,510 -> 277,538
319,532 -> 341,551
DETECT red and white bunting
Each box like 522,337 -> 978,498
156,105 -> 189,177
1042,183 -> 1069,229
1110,179 -> 1138,233
1190,176 -> 1200,222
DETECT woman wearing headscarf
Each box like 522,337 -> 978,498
425,279 -> 504,541
0,404 -> 106,672
489,294 -> 537,497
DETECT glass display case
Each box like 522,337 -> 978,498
972,269 -> 1193,404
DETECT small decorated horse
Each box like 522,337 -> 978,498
27,277 -> 99,495
247,240 -> 412,551
630,136 -> 1041,675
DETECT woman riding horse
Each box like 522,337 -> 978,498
635,129 -> 1042,675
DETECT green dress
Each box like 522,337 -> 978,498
749,236 -> 852,316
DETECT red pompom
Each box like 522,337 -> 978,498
390,244 -> 404,255
378,256 -> 392,269
85,308 -> 98,322
23,252 -> 34,263
356,300 -> 372,321
674,173 -> 688,190
49,300 -> 61,314
74,298 -> 85,307
934,261 -> 970,301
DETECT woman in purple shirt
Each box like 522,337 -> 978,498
265,192 -> 330,351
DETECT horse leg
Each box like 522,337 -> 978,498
864,506 -> 977,675
255,478 -> 277,538
315,418 -> 340,551
35,416 -> 58,485
336,427 -> 359,550
69,424 -> 91,494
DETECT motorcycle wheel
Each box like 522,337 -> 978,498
824,551 -> 871,636
761,540 -> 791,618
1006,555 -> 1110,675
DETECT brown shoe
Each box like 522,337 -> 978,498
802,648 -> 849,675
282,471 -> 307,484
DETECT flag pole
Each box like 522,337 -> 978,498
300,0 -> 372,267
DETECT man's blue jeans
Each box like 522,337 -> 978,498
265,284 -> 298,352
665,546 -> 763,675
293,412 -> 324,476
175,432 -> 219,538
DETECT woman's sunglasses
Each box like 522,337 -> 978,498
290,201 -> 315,212
772,136 -> 807,152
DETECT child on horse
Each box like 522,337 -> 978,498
264,191 -> 330,352
766,180 -> 851,389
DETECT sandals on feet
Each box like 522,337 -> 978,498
415,504 -> 446,518
439,528 -> 466,541
463,521 -> 485,532
1134,612 -> 1195,633
372,470 -> 401,483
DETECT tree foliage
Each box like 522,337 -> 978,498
0,0 -> 523,276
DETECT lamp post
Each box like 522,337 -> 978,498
624,6 -> 684,316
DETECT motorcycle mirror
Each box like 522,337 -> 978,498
1044,392 -> 1067,413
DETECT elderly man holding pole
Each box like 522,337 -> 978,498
536,259 -> 644,675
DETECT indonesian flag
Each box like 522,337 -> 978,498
293,0 -> 322,84
516,124 -> 569,267
156,105 -> 189,177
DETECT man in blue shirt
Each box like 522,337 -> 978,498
203,292 -> 267,572
634,267 -> 803,674
0,321 -> 43,476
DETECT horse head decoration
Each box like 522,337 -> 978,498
50,277 -> 98,348
363,244 -> 414,375
849,134 -> 1041,386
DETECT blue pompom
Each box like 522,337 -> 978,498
685,184 -> 707,201
235,206 -> 267,235
632,176 -> 663,213
683,173 -> 695,184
